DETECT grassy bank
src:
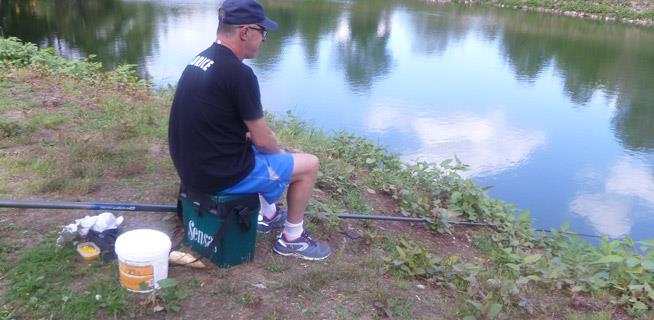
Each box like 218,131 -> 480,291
454,0 -> 654,26
1,37 -> 653,319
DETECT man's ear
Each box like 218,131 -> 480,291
239,27 -> 249,41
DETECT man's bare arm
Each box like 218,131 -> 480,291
244,118 -> 284,154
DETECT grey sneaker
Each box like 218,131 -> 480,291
273,231 -> 331,261
257,208 -> 287,233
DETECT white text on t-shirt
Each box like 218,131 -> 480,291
189,55 -> 214,71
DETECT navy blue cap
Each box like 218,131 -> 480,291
220,0 -> 278,30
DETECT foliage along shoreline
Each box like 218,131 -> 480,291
450,0 -> 654,26
1,37 -> 654,318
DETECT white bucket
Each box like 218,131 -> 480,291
114,229 -> 171,293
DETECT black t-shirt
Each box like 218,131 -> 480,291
168,43 -> 264,194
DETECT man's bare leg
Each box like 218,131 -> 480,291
285,153 -> 319,224
273,152 -> 330,260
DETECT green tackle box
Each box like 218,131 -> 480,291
178,191 -> 260,268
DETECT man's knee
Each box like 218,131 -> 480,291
292,153 -> 319,176
306,154 -> 319,173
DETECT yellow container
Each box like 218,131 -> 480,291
76,242 -> 101,261
118,263 -> 154,291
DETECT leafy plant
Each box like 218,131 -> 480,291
463,296 -> 502,320
146,278 -> 189,313
385,238 -> 441,278
0,37 -> 149,89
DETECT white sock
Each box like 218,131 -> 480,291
259,194 -> 277,219
283,220 -> 303,241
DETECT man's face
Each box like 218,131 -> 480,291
241,25 -> 267,59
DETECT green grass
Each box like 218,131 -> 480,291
0,46 -> 165,196
480,0 -> 654,21
0,91 -> 14,114
0,234 -> 192,319
4,235 -> 130,319
0,82 -> 36,114
238,292 -> 261,308
26,111 -> 67,131
0,238 -> 19,276
3,109 -> 153,195
261,254 -> 290,273
22,155 -> 102,194
0,118 -> 22,138
282,265 -> 363,294
388,298 -> 415,319
565,311 -> 613,320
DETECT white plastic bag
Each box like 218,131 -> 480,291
91,212 -> 124,233
56,212 -> 124,245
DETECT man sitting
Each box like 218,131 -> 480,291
168,0 -> 330,260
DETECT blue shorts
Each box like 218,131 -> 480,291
220,148 -> 294,204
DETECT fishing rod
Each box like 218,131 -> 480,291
0,199 -> 431,222
0,199 -> 602,238
0,200 -> 503,225
0,199 -> 428,222
0,199 -> 176,212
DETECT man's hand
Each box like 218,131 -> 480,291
244,118 -> 283,153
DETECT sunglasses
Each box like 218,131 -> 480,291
240,25 -> 267,39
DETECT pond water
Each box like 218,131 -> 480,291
2,0 -> 654,241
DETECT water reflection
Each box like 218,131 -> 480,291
334,1 -> 393,91
0,0 -> 160,75
570,193 -> 631,238
365,105 -> 547,177
405,5 -> 473,57
571,158 -> 654,237
489,8 -> 654,152
252,0 -> 342,70
612,99 -> 654,152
